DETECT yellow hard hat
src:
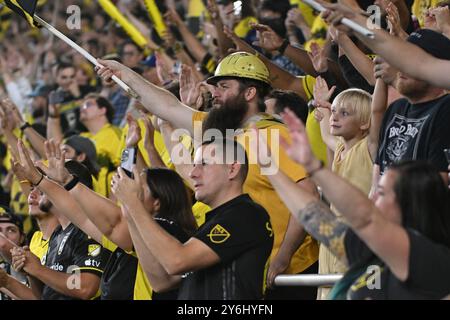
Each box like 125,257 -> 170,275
207,52 -> 270,85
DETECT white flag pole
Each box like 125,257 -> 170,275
33,15 -> 140,99
302,0 -> 375,39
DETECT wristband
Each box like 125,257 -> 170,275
278,39 -> 290,55
20,122 -> 31,132
33,174 -> 44,187
64,175 -> 79,191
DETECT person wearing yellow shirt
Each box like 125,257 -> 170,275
78,93 -> 122,168
96,51 -> 320,300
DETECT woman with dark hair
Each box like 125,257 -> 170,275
145,168 -> 197,238
255,109 -> 450,299
14,139 -> 197,300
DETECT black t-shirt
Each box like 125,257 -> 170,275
344,229 -> 450,299
376,94 -> 450,175
100,247 -> 138,300
99,218 -> 189,300
41,223 -> 108,300
152,217 -> 191,300
177,194 -> 274,300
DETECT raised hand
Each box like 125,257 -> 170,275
41,139 -> 71,185
111,167 -> 143,205
286,8 -> 305,29
206,0 -> 220,21
308,42 -> 329,73
373,56 -> 398,85
280,109 -> 319,171
164,8 -> 184,27
142,114 -> 156,151
16,140 -> 43,186
385,1 -> 408,38
223,26 -> 251,52
96,59 -> 127,84
251,23 -> 284,52
126,114 -> 142,148
179,64 -> 202,107
1,98 -> 23,128
432,6 -> 450,35
155,52 -> 176,85
0,100 -> 15,133
313,76 -> 336,105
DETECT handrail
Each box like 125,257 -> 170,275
274,274 -> 343,287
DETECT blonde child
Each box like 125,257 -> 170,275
312,76 -> 388,299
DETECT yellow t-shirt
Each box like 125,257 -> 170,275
30,231 -> 50,263
318,137 -> 373,299
192,112 -> 319,274
290,0 -> 316,27
81,123 -> 122,168
332,137 -> 373,204
101,235 -> 152,300
92,167 -> 114,198
234,16 -> 258,38
304,16 -> 328,51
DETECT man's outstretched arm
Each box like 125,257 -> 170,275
97,60 -> 197,133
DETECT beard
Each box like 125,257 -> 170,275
39,200 -> 53,213
203,92 -> 249,135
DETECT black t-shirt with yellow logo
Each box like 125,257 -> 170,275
178,194 -> 273,300
343,229 -> 450,299
41,223 -> 109,300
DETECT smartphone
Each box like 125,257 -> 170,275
48,89 -> 67,105
120,147 -> 137,178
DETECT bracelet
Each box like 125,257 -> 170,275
19,180 -> 30,184
64,175 -> 79,191
33,174 -> 44,187
308,160 -> 324,177
20,122 -> 31,132
278,39 -> 290,55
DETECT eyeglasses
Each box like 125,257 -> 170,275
82,101 -> 97,109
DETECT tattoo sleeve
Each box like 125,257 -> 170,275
296,201 -> 349,266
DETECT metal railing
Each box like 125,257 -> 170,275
274,274 -> 343,287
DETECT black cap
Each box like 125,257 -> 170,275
0,206 -> 23,232
28,84 -> 53,98
407,29 -> 450,61
64,135 -> 101,175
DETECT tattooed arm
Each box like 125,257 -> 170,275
265,167 -> 349,266
296,201 -> 348,266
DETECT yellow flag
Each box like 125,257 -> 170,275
97,0 -> 148,49
142,0 -> 167,37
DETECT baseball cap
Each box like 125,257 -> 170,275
64,135 -> 101,175
0,206 -> 23,232
140,54 -> 156,68
407,29 -> 450,61
28,84 -> 53,98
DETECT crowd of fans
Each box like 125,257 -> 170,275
0,0 -> 449,300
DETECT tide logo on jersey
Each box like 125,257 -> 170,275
207,224 -> 230,244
